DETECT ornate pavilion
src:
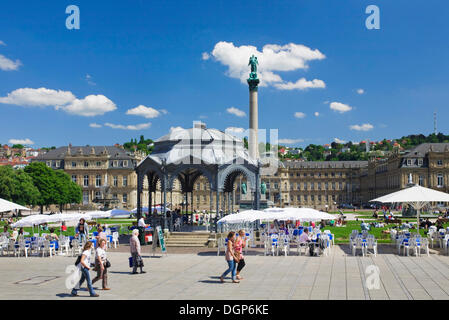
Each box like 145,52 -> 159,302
135,122 -> 261,231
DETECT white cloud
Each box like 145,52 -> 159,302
208,41 -> 326,89
89,123 -> 102,128
0,41 -> 6,46
0,54 -> 21,71
0,87 -> 117,117
357,88 -> 365,95
8,138 -> 34,145
278,138 -> 304,144
126,105 -> 162,119
202,52 -> 210,60
169,126 -> 184,133
350,123 -> 374,131
294,112 -> 306,119
199,115 -> 207,119
314,112 -> 320,117
334,138 -> 347,144
60,95 -> 117,116
225,127 -> 245,134
0,87 -> 75,107
330,102 -> 353,113
274,78 -> 325,90
104,122 -> 151,130
226,107 -> 246,117
86,74 -> 96,86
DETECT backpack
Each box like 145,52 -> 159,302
74,254 -> 82,266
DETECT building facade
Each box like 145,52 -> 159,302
34,145 -> 143,210
360,143 -> 449,203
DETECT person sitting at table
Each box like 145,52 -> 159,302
436,218 -> 444,230
298,228 -> 315,256
319,220 -> 326,230
41,223 -> 49,231
1,226 -> 9,238
46,228 -> 59,241
10,228 -> 18,241
61,221 -> 67,232
267,223 -> 277,234
18,227 -> 24,237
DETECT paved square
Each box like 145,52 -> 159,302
1,245 -> 449,300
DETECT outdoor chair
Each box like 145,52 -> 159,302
59,236 -> 70,255
17,239 -> 30,258
296,239 -> 309,256
7,239 -> 17,257
112,232 -> 119,248
420,237 -> 430,256
0,237 -> 9,256
397,236 -> 410,256
41,240 -> 56,257
366,237 -> 378,257
71,239 -> 82,257
320,234 -> 330,256
352,236 -> 367,256
278,236 -> 290,256
270,234 -> 279,256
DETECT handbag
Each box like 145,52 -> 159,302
104,259 -> 111,268
74,255 -> 82,266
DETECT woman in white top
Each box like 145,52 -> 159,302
71,241 -> 99,297
92,238 -> 110,290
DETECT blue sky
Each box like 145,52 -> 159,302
1,0 -> 449,148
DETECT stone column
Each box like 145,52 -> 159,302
248,80 -> 259,160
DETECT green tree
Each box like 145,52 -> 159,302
24,162 -> 60,214
54,170 -> 82,212
12,144 -> 24,149
0,166 -> 40,206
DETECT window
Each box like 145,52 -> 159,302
113,160 -> 118,167
407,159 -> 412,166
96,161 -> 101,167
123,175 -> 128,187
95,191 -> 101,200
304,183 -> 307,191
311,195 -> 315,202
83,192 -> 89,204
113,176 -> 118,187
325,182 -> 328,190
55,161 -> 60,167
296,183 -> 300,190
318,195 -> 322,202
274,183 -> 279,189
437,174 -> 444,187
332,182 -> 336,190
419,176 -> 424,186
437,160 -> 443,166
304,195 -> 308,202
72,161 -> 77,168
46,161 -> 51,167
71,175 -> 77,183
84,161 -> 89,168
318,182 -> 321,190
311,182 -> 315,190
339,182 -> 343,190
123,160 -> 128,167
123,193 -> 128,203
297,195 -> 300,201
418,159 -> 423,166
112,194 -> 118,200
96,175 -> 101,187
83,175 -> 89,187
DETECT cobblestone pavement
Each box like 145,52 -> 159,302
1,244 -> 449,300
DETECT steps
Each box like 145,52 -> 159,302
165,232 -> 211,247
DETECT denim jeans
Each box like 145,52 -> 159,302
221,260 -> 237,281
71,266 -> 96,296
78,233 -> 87,244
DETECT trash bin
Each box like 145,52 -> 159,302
138,226 -> 146,245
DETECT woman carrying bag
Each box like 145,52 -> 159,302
92,238 -> 110,290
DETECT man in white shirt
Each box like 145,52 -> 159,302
138,216 -> 146,228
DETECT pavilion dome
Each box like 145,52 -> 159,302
143,122 -> 257,166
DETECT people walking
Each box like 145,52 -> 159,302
220,231 -> 240,283
130,229 -> 145,274
71,241 -> 99,297
92,238 -> 110,290
234,230 -> 247,280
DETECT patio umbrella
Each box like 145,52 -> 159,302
217,210 -> 267,224
263,207 -> 336,222
370,184 -> 449,231
106,209 -> 130,218
85,211 -> 112,219
0,198 -> 30,212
